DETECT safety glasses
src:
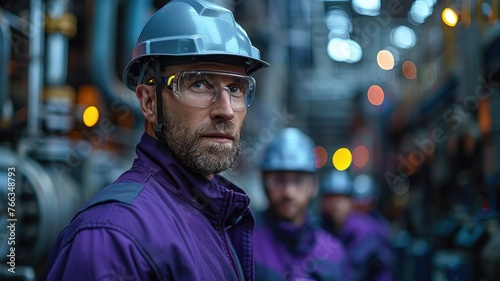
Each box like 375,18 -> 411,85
151,70 -> 256,110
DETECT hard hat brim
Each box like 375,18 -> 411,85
123,54 -> 268,91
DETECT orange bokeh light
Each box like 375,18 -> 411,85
402,61 -> 417,79
377,50 -> 395,70
313,146 -> 328,169
367,85 -> 384,106
352,145 -> 369,168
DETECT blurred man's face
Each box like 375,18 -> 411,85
264,171 -> 317,225
321,194 -> 353,226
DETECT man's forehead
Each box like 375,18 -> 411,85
165,62 -> 247,74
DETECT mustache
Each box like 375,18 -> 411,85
277,196 -> 295,204
200,121 -> 239,137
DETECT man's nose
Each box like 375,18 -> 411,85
209,87 -> 235,120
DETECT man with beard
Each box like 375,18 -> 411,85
44,0 -> 267,280
253,127 -> 350,281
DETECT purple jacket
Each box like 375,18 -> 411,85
254,213 -> 351,280
323,212 -> 392,281
45,133 -> 255,281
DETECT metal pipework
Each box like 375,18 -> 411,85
122,0 -> 153,74
0,144 -> 82,270
44,0 -> 76,85
0,8 -> 11,123
43,85 -> 76,133
43,0 -> 77,134
90,0 -> 149,116
27,0 -> 44,137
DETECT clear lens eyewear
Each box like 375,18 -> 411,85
163,71 -> 256,110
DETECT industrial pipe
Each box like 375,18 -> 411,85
27,0 -> 44,137
43,0 -> 77,133
122,0 -> 153,74
0,9 -> 11,122
44,0 -> 74,85
90,0 -> 146,116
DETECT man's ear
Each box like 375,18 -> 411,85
136,84 -> 156,124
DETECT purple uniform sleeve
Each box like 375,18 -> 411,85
46,228 -> 153,280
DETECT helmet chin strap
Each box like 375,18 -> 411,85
153,60 -> 168,147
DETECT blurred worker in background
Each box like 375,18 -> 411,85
45,0 -> 268,280
254,127 -> 350,280
320,170 -> 392,281
352,174 -> 393,252
352,174 -> 382,215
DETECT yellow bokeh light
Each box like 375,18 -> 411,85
442,8 -> 458,27
83,106 -> 99,127
332,148 -> 352,171
376,50 -> 394,70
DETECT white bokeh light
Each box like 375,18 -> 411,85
408,0 -> 434,25
352,0 -> 381,16
327,38 -> 350,62
391,26 -> 417,49
345,39 -> 362,63
327,38 -> 362,63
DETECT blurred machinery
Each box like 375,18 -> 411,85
386,2 -> 500,280
0,0 -> 148,279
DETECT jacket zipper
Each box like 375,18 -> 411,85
223,190 -> 245,281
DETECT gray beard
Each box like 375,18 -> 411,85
162,111 -> 241,176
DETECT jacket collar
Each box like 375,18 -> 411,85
133,133 -> 250,227
264,211 -> 316,255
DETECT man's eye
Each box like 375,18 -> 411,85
229,85 -> 245,94
191,81 -> 209,91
